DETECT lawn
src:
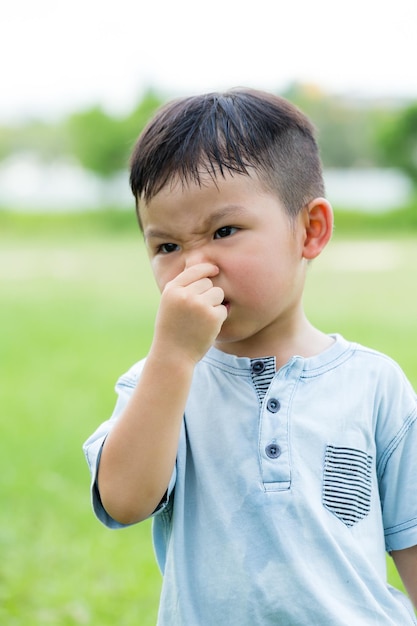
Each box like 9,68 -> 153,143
1,213 -> 416,625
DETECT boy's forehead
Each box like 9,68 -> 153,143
139,171 -> 256,215
138,170 -> 289,238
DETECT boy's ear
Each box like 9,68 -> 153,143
301,197 -> 333,260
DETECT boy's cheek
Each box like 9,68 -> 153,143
151,263 -> 179,294
149,266 -> 166,294
153,272 -> 170,294
150,256 -> 169,285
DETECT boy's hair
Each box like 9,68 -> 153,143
130,88 -> 325,220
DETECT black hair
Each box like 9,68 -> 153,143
130,88 -> 325,219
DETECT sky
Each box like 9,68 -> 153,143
2,0 -> 417,124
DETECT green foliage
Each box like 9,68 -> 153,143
376,103 -> 417,186
0,208 -> 140,238
66,90 -> 163,178
2,84 -> 417,186
282,83 -> 383,167
332,198 -> 417,236
0,90 -> 163,173
124,90 -> 164,148
0,119 -> 70,163
66,106 -> 131,177
0,125 -> 14,161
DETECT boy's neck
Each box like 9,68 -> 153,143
214,315 -> 334,369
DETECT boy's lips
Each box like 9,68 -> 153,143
222,299 -> 230,313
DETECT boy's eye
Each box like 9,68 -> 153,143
158,243 -> 180,254
214,226 -> 237,239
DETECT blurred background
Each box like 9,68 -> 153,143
1,0 -> 417,624
1,0 -> 417,213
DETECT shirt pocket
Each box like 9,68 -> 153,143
322,445 -> 373,528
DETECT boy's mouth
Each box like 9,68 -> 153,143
222,299 -> 230,313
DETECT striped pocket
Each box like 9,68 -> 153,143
323,446 -> 372,528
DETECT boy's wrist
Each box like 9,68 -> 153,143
147,340 -> 201,373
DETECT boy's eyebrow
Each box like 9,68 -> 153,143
199,205 -> 248,232
144,205 -> 248,240
144,227 -> 176,241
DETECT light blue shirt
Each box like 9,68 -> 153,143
83,335 -> 417,625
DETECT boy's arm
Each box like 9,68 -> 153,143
97,263 -> 226,525
391,545 -> 417,609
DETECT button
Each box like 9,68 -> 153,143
267,398 -> 280,413
265,443 -> 281,458
251,360 -> 265,374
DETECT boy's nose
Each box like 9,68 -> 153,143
184,248 -> 211,269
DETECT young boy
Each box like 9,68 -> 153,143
83,88 -> 417,625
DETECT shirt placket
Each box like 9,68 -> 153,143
251,356 -> 303,491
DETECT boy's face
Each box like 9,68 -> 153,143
139,171 -> 310,357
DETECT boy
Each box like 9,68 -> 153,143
84,88 -> 417,624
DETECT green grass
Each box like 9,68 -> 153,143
1,229 -> 161,625
1,212 -> 416,624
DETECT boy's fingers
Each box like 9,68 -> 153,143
203,286 -> 225,307
172,263 -> 219,287
184,277 -> 218,297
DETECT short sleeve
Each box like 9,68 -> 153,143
376,368 -> 417,551
83,359 -> 177,529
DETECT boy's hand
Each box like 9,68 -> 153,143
153,263 -> 227,364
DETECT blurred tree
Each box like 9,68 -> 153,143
0,119 -> 69,163
376,102 -> 417,187
66,106 -> 129,177
282,82 -> 381,168
66,90 -> 163,178
0,126 -> 13,161
2,86 -> 414,183
125,89 -> 164,147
